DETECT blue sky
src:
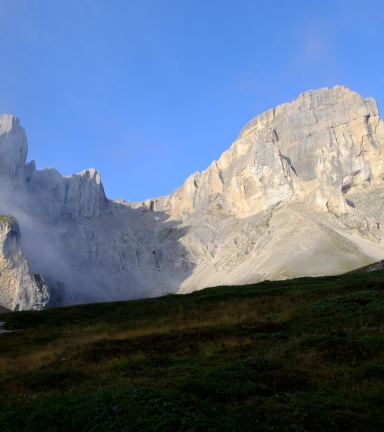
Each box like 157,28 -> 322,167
0,0 -> 383,201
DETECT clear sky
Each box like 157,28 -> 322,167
0,0 -> 383,201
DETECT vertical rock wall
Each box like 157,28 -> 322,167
0,217 -> 49,311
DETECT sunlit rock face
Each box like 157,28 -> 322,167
0,217 -> 48,311
2,86 -> 384,309
154,86 -> 384,219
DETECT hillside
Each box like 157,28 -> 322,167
1,266 -> 384,431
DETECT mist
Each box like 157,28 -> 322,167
0,130 -> 189,307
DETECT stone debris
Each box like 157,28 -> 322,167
367,260 -> 384,272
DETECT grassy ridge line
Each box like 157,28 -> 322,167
1,271 -> 381,328
1,268 -> 384,430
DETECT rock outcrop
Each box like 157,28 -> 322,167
2,85 -> 384,309
0,216 -> 49,311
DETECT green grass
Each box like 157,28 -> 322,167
0,215 -> 16,223
1,268 -> 384,430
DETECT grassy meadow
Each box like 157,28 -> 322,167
1,266 -> 384,431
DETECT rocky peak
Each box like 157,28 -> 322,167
0,114 -> 28,183
0,115 -> 108,224
152,86 -> 384,220
65,168 -> 107,219
0,114 -> 18,134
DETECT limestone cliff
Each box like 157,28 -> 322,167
0,216 -> 48,311
152,86 -> 384,219
0,115 -> 28,184
1,86 -> 384,309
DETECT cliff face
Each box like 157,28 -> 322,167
2,86 -> 384,309
0,115 -> 28,184
0,216 -> 48,311
152,86 -> 384,219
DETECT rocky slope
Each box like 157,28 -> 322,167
1,86 -> 384,309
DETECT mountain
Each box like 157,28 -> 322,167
1,85 -> 384,310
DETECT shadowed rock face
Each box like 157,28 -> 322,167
2,86 -> 384,309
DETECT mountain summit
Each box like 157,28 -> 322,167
1,86 -> 384,310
